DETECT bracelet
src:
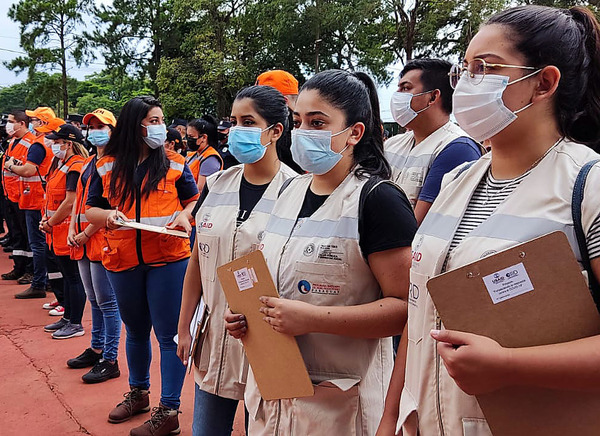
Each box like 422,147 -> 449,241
46,220 -> 53,227
83,229 -> 90,238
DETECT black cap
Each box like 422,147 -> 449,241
218,120 -> 232,131
166,127 -> 182,144
66,114 -> 83,124
47,124 -> 85,142
169,118 -> 187,128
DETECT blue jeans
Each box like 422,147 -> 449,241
107,259 -> 188,410
25,209 -> 47,288
192,385 -> 243,436
55,255 -> 86,325
78,258 -> 121,361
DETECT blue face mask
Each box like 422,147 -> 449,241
141,123 -> 167,149
291,127 -> 351,175
87,129 -> 110,147
228,125 -> 273,164
28,123 -> 36,135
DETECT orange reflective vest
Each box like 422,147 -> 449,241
71,155 -> 105,262
97,150 -> 198,272
186,146 -> 223,182
19,138 -> 54,210
45,155 -> 85,256
2,131 -> 38,203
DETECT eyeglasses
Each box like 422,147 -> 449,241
449,58 -> 538,89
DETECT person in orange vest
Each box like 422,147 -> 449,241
9,115 -> 63,299
165,127 -> 183,152
185,115 -> 223,193
85,96 -> 199,436
40,124 -> 89,340
66,108 -> 122,383
1,109 -> 46,284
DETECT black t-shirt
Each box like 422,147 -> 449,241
298,182 -> 417,257
196,176 -> 271,227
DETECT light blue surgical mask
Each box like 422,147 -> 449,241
87,129 -> 110,147
141,123 -> 167,149
28,123 -> 35,135
228,125 -> 273,164
291,127 -> 351,175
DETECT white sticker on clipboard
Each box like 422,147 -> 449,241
234,267 -> 254,291
482,262 -> 534,304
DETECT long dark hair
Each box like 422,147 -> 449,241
487,5 -> 600,149
188,115 -> 218,149
234,85 -> 302,174
300,69 -> 390,179
103,96 -> 169,209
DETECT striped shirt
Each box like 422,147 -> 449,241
443,170 -> 600,271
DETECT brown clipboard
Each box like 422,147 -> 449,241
427,231 -> 600,436
217,250 -> 314,400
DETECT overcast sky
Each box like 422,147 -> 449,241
0,0 -> 398,121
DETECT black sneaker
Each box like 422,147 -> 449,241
2,269 -> 22,280
82,359 -> 120,384
44,317 -> 69,332
67,348 -> 102,369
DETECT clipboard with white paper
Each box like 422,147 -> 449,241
427,231 -> 600,436
115,217 -> 189,238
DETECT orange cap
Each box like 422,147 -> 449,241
36,117 -> 66,133
25,107 -> 56,123
256,70 -> 299,95
83,108 -> 117,128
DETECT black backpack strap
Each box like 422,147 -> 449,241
277,176 -> 295,197
572,158 -> 600,310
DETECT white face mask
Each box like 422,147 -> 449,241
390,90 -> 433,127
452,71 -> 539,142
5,122 -> 15,136
52,143 -> 67,160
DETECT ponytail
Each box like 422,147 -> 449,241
301,69 -> 391,180
488,5 -> 600,149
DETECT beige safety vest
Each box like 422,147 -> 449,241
246,171 -> 393,436
399,140 -> 600,436
194,163 -> 296,400
385,121 -> 472,207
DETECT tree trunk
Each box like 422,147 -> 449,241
59,11 -> 68,118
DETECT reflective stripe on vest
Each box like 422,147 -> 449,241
399,140 -> 600,436
385,121 -> 470,207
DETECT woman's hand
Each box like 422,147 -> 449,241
225,308 -> 247,339
167,210 -> 193,236
176,329 -> 192,365
431,329 -> 512,396
259,297 -> 314,336
73,231 -> 89,247
106,210 -> 129,230
67,227 -> 78,247
39,220 -> 52,234
376,415 -> 402,436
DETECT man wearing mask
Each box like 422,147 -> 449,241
386,59 -> 482,224
1,109 -> 50,285
216,119 -> 239,169
10,116 -> 65,299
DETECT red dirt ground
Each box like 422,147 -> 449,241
0,248 -> 245,436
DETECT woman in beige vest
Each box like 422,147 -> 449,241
226,69 -> 417,435
378,5 -> 600,436
177,85 -> 298,435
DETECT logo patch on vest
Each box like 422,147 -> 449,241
303,243 -> 315,256
200,213 -> 213,229
297,280 -> 340,295
317,244 -> 343,261
411,235 -> 424,265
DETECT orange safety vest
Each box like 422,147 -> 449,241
97,150 -> 198,272
45,155 -> 85,256
71,155 -> 105,262
186,146 -> 223,182
18,137 -> 54,210
2,131 -> 38,203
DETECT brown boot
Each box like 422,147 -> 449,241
15,285 -> 46,299
108,388 -> 150,424
129,404 -> 181,436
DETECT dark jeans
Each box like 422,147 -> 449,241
107,259 -> 188,410
55,255 -> 86,325
24,209 -> 47,288
6,200 -> 32,274
193,386 -> 248,436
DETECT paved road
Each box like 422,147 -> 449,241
0,249 -> 245,436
